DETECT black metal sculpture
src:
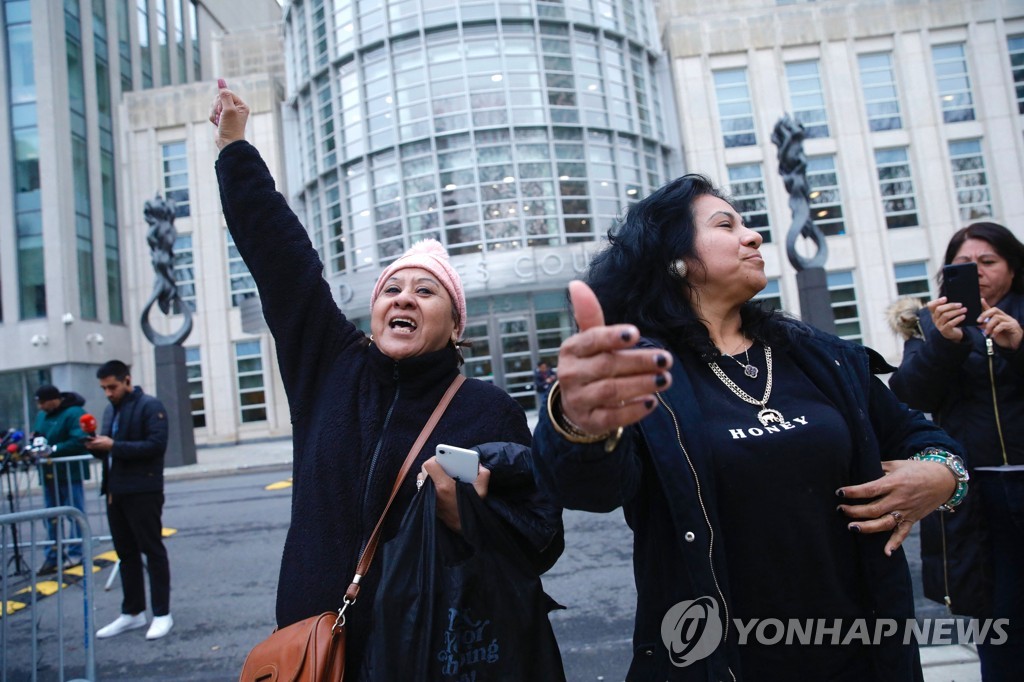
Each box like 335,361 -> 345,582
770,114 -> 828,270
770,114 -> 836,334
140,194 -> 192,346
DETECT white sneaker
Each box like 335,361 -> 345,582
146,614 -> 174,640
96,613 -> 147,638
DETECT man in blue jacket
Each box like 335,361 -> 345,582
85,360 -> 173,641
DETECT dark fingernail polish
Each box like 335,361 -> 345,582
644,399 -> 655,409
655,374 -> 667,387
835,505 -> 844,513
835,488 -> 845,498
655,354 -> 667,368
621,330 -> 633,342
849,525 -> 861,533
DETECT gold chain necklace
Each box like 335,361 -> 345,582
708,344 -> 785,426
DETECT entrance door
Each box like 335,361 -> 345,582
496,315 -> 536,411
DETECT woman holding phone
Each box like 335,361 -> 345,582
211,83 -> 563,679
889,222 -> 1024,681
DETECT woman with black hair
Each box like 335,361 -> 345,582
532,174 -> 964,680
889,222 -> 1024,682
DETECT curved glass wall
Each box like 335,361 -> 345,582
287,0 -> 672,270
285,0 -> 675,402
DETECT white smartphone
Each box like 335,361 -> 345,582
435,444 -> 479,483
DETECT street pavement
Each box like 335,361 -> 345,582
164,409 -> 983,682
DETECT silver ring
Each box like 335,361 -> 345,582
889,510 -> 904,527
416,477 -> 424,490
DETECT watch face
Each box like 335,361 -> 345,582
949,455 -> 968,479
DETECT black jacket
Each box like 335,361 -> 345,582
535,323 -> 960,681
216,141 -> 563,678
889,291 -> 1024,616
96,386 -> 169,496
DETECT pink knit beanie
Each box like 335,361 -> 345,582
370,239 -> 466,338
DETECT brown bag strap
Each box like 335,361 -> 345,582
342,373 -> 466,606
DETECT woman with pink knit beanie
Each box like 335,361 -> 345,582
214,84 -> 565,681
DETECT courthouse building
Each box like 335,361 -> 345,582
4,0 -> 1023,443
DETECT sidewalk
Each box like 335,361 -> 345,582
166,411 -> 982,682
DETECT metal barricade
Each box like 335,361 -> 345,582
1,506 -> 96,682
0,454 -> 110,565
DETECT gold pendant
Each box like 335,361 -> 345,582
757,407 -> 784,426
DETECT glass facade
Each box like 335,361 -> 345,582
287,0 -> 673,394
68,0 -> 97,320
5,0 -> 45,319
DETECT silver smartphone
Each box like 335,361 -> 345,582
435,444 -> 479,483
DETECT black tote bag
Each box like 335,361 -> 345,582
363,481 -> 566,681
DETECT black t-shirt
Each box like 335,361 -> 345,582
688,342 -> 872,680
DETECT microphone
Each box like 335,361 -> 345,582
5,444 -> 17,454
80,414 -> 97,437
0,429 -> 22,448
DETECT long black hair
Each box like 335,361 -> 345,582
586,174 -> 787,360
941,221 -> 1024,295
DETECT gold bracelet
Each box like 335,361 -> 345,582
546,381 -> 624,452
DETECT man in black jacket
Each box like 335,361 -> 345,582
85,360 -> 173,641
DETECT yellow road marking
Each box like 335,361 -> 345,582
265,478 -> 293,491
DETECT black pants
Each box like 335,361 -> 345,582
107,491 -> 171,616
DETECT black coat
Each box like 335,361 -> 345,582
535,323 -> 960,681
216,141 -> 563,678
889,291 -> 1024,616
96,386 -> 169,496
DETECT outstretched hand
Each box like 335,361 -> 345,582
554,281 -> 672,435
836,459 -> 957,556
210,78 -> 250,150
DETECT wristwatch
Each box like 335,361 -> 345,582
910,447 -> 969,512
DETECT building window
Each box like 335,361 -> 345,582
948,139 -> 992,222
858,52 -> 901,131
189,0 -> 200,80
753,278 -> 783,311
894,262 -> 931,298
828,271 -> 862,343
67,4 -> 97,320
156,0 -> 170,85
117,0 -> 133,92
6,4 -> 46,319
161,141 -> 189,217
185,346 -> 205,428
226,231 -> 257,306
137,0 -> 152,88
932,43 -> 975,123
786,60 -> 829,138
235,340 -> 267,423
727,163 -> 772,243
714,68 -> 757,147
808,155 -> 845,236
173,233 -> 195,312
1008,35 -> 1024,115
875,147 -> 918,229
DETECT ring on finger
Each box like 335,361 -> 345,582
889,510 -> 904,527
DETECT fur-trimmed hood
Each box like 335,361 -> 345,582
886,296 -> 924,341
